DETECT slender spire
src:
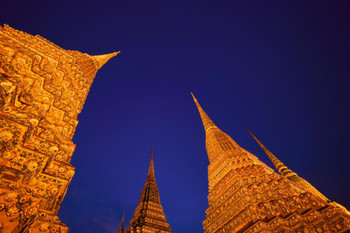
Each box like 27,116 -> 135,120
247,130 -> 296,178
92,51 -> 120,69
137,146 -> 160,203
117,212 -> 125,233
191,92 -> 244,163
191,92 -> 216,132
248,130 -> 329,201
146,146 -> 156,183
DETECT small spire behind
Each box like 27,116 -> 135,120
191,92 -> 216,132
151,146 -> 154,160
247,130 -> 296,177
147,146 -> 156,183
92,51 -> 120,69
117,212 -> 125,233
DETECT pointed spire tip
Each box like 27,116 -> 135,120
151,146 -> 154,160
190,92 -> 197,102
117,211 -> 125,233
191,93 -> 217,133
92,51 -> 120,70
146,146 -> 156,183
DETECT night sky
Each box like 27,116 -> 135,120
1,1 -> 350,232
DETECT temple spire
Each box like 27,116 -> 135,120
137,146 -> 160,203
191,93 -> 244,163
248,130 -> 329,202
92,51 -> 120,69
146,146 -> 156,183
126,147 -> 172,232
117,212 -> 125,233
191,92 -> 217,132
248,130 -> 296,178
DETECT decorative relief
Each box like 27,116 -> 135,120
0,25 -> 117,232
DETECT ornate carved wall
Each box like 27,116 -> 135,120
0,25 -> 117,233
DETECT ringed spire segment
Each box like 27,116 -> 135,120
92,51 -> 120,69
248,130 -> 296,177
248,130 -> 329,201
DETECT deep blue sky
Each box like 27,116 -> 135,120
2,1 -> 350,232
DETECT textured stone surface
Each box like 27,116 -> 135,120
0,25 -> 117,233
192,93 -> 350,233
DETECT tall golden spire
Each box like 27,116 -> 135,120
92,51 -> 120,69
117,212 -> 125,233
248,130 -> 329,202
191,92 -> 216,131
191,93 -> 241,163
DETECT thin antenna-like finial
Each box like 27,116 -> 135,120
247,129 -> 296,177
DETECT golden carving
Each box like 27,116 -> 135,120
192,93 -> 350,233
0,25 -> 118,232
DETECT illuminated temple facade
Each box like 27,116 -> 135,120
0,25 -> 118,232
191,93 -> 350,233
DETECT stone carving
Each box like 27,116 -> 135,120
0,25 -> 118,232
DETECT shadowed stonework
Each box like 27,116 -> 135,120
0,25 -> 117,232
192,93 -> 350,233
